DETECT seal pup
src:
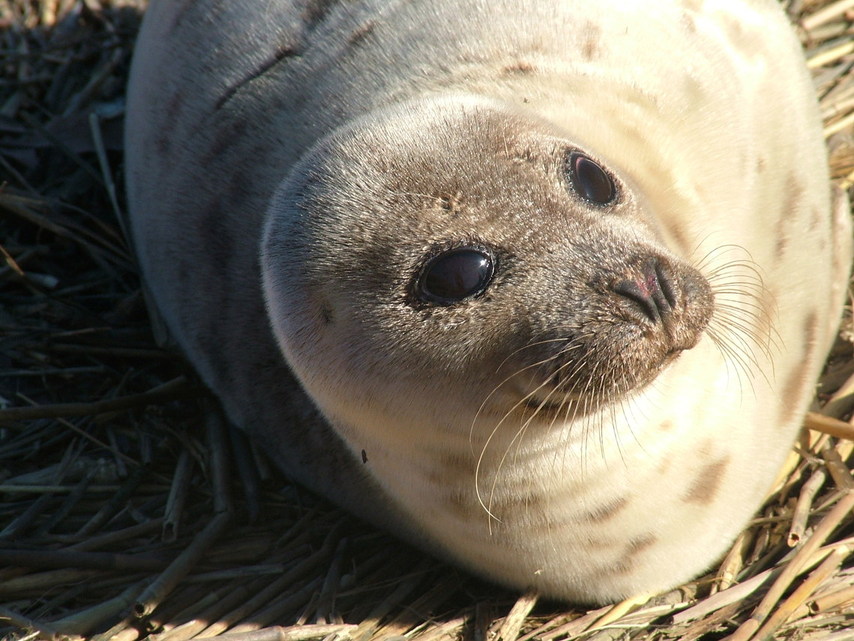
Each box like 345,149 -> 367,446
125,0 -> 852,603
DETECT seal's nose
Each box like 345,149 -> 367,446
612,258 -> 677,325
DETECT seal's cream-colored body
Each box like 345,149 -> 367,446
126,0 -> 851,602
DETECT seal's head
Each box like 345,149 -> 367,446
261,97 -> 727,600
261,96 -> 714,440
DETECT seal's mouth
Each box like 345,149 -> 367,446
522,395 -> 568,414
515,335 -> 696,419
485,251 -> 714,421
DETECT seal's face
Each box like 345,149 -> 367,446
262,97 -> 714,429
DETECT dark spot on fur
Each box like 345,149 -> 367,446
155,91 -> 185,154
216,43 -> 300,110
447,488 -> 474,518
775,235 -> 788,260
486,482 -> 549,517
609,557 -> 637,576
696,439 -> 714,458
625,534 -> 657,558
775,177 -> 805,261
756,156 -> 766,174
348,21 -> 376,46
721,14 -> 752,52
658,420 -> 674,433
680,9 -> 698,33
361,449 -> 368,463
426,452 -> 471,487
212,0 -> 344,110
755,286 -> 777,348
204,119 -> 249,163
683,456 -> 730,505
302,0 -> 339,24
154,135 -> 170,156
169,0 -> 201,32
320,304 -> 334,324
581,22 -> 602,61
437,193 -> 465,215
831,237 -> 843,277
778,312 -> 819,424
667,223 -> 690,252
681,74 -> 707,106
584,496 -> 628,523
809,206 -> 822,232
502,61 -> 536,75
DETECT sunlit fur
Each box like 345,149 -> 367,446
126,0 -> 852,603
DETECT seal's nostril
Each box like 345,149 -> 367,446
613,279 -> 662,323
612,258 -> 677,324
654,260 -> 678,308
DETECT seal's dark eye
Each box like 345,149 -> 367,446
419,248 -> 495,304
567,152 -> 616,205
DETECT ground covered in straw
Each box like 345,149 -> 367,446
1,1 -> 853,640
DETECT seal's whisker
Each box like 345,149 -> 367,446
474,339 -> 593,522
469,349 -> 568,452
494,337 -> 577,374
697,247 -> 780,395
694,243 -> 759,267
709,276 -> 768,293
704,262 -> 769,292
705,326 -> 760,396
485,370 -> 585,519
710,305 -> 771,353
483,335 -> 605,509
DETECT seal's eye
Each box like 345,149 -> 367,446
418,248 -> 495,304
567,152 -> 616,205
